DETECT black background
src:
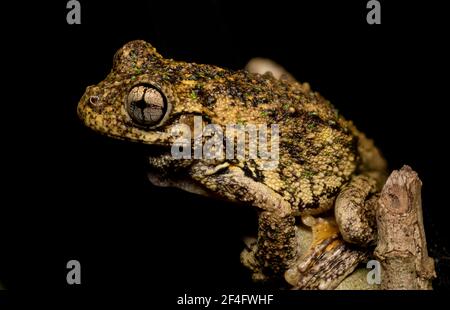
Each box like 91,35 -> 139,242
1,0 -> 449,305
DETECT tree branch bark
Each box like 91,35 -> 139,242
374,165 -> 436,289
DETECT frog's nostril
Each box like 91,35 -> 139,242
89,95 -> 102,107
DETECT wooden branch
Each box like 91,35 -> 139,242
374,165 -> 436,289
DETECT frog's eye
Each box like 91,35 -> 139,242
126,84 -> 167,127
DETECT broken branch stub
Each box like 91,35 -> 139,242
374,165 -> 436,289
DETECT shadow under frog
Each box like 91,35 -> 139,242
77,40 -> 387,289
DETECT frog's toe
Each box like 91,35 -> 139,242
240,238 -> 269,282
285,217 -> 368,290
285,240 -> 368,290
240,237 -> 258,272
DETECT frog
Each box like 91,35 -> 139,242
77,40 -> 388,289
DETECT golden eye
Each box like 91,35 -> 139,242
126,84 -> 167,126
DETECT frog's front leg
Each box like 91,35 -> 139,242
190,162 -> 298,282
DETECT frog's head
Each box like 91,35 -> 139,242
77,40 -> 213,146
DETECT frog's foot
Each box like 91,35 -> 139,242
240,237 -> 269,282
285,216 -> 368,290
335,175 -> 379,246
245,58 -> 294,81
240,210 -> 299,285
245,58 -> 311,92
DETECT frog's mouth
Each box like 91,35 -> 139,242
78,104 -> 171,144
78,113 -> 174,167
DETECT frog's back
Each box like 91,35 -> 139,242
207,69 -> 359,213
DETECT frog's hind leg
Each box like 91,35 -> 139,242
189,162 -> 298,283
292,126 -> 388,288
285,216 -> 369,290
246,58 -> 312,93
246,58 -> 294,81
333,126 -> 388,245
335,175 -> 379,246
